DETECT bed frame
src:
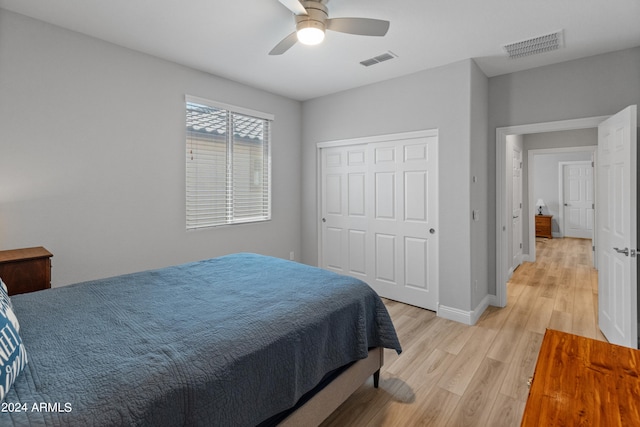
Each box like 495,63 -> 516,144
279,347 -> 383,426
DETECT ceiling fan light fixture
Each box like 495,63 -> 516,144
296,22 -> 325,45
271,0 -> 390,55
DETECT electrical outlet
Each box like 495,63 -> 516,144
289,251 -> 295,261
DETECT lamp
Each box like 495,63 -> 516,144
536,199 -> 546,215
295,2 -> 327,46
296,21 -> 325,45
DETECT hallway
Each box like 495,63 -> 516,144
494,236 -> 604,342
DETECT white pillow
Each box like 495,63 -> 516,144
0,297 -> 28,401
0,278 -> 18,331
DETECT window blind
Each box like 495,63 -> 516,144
186,99 -> 271,230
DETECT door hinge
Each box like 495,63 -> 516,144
592,245 -> 596,252
520,243 -> 523,249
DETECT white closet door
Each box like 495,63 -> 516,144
320,132 -> 438,311
321,144 -> 369,280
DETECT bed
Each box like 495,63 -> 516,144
0,253 -> 401,426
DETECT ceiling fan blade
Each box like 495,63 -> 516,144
326,18 -> 390,36
277,0 -> 308,16
269,31 -> 298,55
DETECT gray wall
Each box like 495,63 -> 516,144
524,128 -> 598,151
531,151 -> 594,234
469,61 -> 490,309
521,129 -> 597,247
0,10 -> 303,286
302,59 -> 489,313
2,7 -> 638,319
488,46 -> 640,294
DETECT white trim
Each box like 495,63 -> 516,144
471,295 -> 493,325
316,129 -> 438,149
497,116 -> 609,137
316,144 -> 323,268
438,304 -> 473,325
185,94 -> 275,121
496,115 -> 608,308
439,294 -> 493,326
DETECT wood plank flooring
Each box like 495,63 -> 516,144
320,237 -> 605,427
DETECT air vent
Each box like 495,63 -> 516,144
503,30 -> 563,59
360,51 -> 397,67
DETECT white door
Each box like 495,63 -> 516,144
597,105 -> 637,348
512,147 -> 523,269
320,132 -> 439,311
320,144 -> 369,279
563,162 -> 594,239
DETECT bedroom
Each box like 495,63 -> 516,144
0,0 -> 639,425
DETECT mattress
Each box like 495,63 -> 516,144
1,253 -> 401,426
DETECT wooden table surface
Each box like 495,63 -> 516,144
0,246 -> 52,263
522,329 -> 640,426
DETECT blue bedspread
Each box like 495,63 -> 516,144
1,253 -> 401,426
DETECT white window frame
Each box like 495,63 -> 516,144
185,95 -> 273,230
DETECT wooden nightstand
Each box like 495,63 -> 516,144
0,247 -> 53,295
535,215 -> 553,239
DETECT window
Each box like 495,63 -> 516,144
185,96 -> 272,229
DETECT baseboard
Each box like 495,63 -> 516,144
486,294 -> 499,307
438,294 -> 493,326
471,294 -> 492,325
509,257 -> 532,275
438,304 -> 472,324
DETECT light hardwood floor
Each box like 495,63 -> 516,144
321,237 -> 605,427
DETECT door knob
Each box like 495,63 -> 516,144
614,247 -> 629,256
429,228 -> 436,234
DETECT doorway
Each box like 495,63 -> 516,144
527,147 -> 596,254
495,115 -> 608,307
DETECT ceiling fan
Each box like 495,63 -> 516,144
270,0 -> 390,55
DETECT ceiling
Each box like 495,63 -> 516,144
1,0 -> 638,101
